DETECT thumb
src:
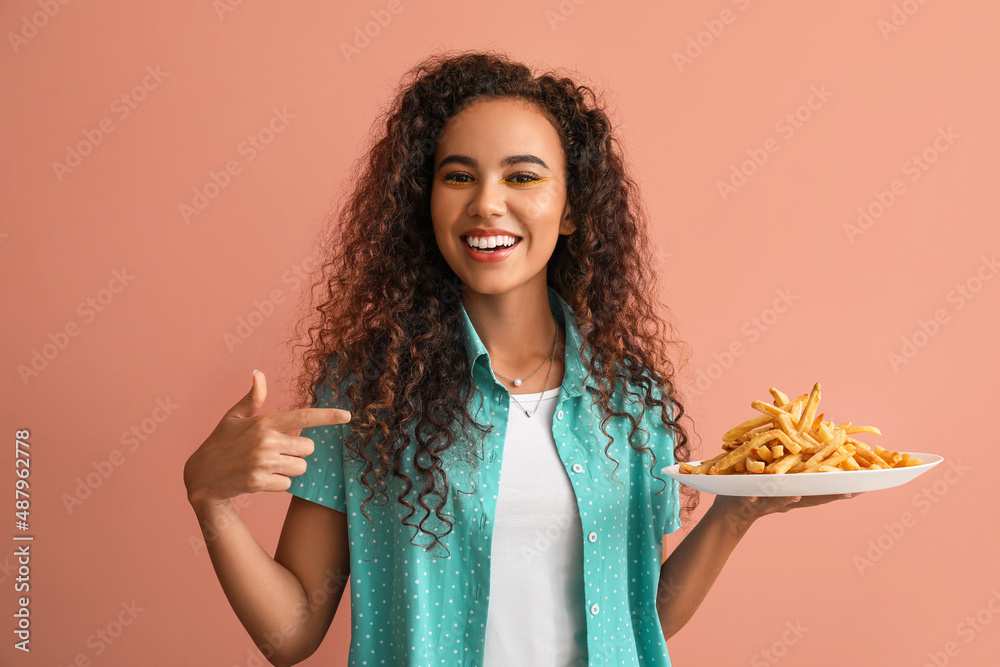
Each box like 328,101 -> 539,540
229,369 -> 266,418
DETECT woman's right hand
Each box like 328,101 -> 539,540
183,369 -> 352,511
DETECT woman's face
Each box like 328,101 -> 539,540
430,97 -> 575,299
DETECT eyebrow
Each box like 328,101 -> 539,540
435,154 -> 550,171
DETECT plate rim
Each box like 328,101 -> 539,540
660,452 -> 944,496
662,451 -> 944,476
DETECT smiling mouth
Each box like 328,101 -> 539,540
461,236 -> 522,254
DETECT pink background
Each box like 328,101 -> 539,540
3,1 -> 998,665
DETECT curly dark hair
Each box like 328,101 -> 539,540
283,49 -> 698,556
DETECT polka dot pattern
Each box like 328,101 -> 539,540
287,287 -> 682,666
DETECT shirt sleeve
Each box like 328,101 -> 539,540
644,379 -> 683,537
286,375 -> 351,514
655,421 -> 682,537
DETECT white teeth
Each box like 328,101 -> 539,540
465,235 -> 518,249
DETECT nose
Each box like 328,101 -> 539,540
467,178 -> 506,218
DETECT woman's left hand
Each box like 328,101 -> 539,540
708,493 -> 862,534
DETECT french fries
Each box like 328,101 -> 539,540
681,383 -> 922,475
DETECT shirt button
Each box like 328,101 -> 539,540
556,409 -> 564,420
572,464 -> 584,474
590,603 -> 600,615
588,532 -> 597,543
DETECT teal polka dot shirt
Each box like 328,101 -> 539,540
287,286 -> 682,666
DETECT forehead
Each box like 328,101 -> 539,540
434,98 -> 564,166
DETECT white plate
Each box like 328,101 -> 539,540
661,452 -> 943,497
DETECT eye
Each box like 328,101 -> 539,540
503,172 -> 550,186
438,171 -> 552,187
440,172 -> 474,186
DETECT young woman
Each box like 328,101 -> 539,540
183,50 -> 852,667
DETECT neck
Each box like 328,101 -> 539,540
459,282 -> 564,370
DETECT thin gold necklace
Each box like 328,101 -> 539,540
493,322 -> 560,418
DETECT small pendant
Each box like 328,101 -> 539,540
513,378 -> 522,387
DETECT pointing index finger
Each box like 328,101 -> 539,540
266,407 -> 353,433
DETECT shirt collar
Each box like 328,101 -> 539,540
458,285 -> 599,398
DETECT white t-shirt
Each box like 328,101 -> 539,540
483,385 -> 588,666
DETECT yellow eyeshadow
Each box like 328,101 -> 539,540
505,176 -> 551,186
